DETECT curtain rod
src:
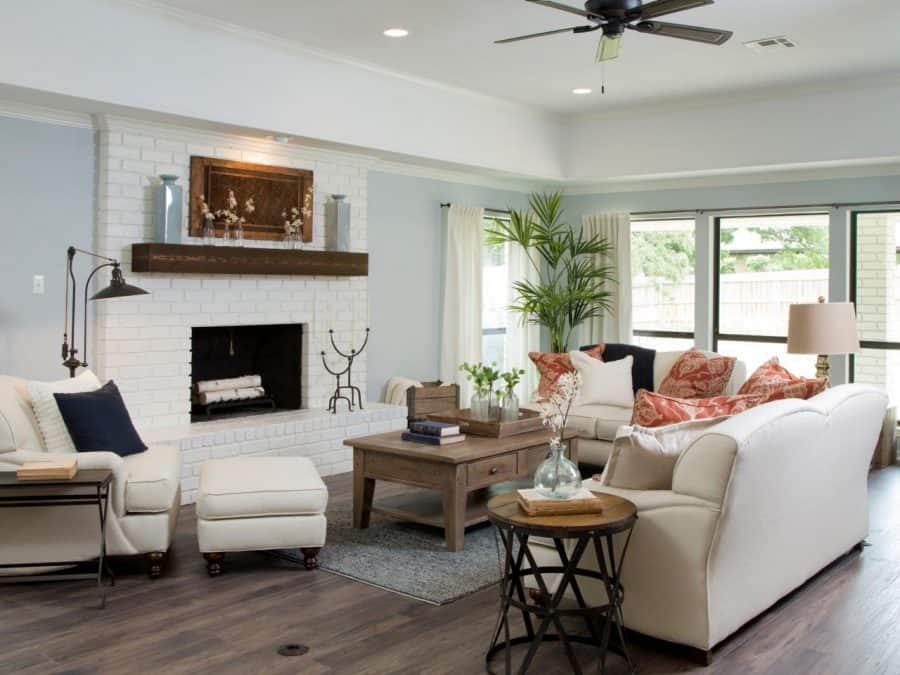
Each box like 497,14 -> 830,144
630,199 -> 900,217
440,203 -> 509,215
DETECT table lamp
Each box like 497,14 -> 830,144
787,297 -> 860,379
62,246 -> 149,377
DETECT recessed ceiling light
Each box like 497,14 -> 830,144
572,88 -> 593,95
266,134 -> 291,144
383,28 -> 409,38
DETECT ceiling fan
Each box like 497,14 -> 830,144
496,0 -> 733,62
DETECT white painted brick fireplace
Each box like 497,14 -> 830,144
91,116 -> 405,503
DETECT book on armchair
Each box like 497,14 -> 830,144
16,457 -> 78,480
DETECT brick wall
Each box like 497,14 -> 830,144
93,116 -> 372,430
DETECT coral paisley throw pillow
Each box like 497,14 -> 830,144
631,390 -> 767,428
658,349 -> 736,399
530,346 -> 603,399
738,357 -> 828,402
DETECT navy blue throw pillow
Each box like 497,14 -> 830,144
54,380 -> 147,457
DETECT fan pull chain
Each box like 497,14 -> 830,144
601,61 -> 606,95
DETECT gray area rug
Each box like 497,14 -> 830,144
286,499 -> 503,605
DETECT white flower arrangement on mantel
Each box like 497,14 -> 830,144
199,190 -> 255,246
282,190 -> 314,248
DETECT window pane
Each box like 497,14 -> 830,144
717,340 -> 818,379
854,212 -> 900,343
632,219 -> 695,334
718,214 -> 829,337
854,348 -> 900,405
633,335 -> 695,352
483,226 -> 509,369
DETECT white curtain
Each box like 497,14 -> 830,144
506,242 -> 541,402
580,211 -> 632,346
440,205 -> 485,402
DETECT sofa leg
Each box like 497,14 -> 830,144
300,547 -> 320,570
146,552 -> 165,579
204,552 -> 224,577
686,647 -> 713,666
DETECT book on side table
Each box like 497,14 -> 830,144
16,457 -> 78,480
517,488 -> 604,516
401,431 -> 466,446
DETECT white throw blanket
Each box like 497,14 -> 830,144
194,375 -> 262,394
384,377 -> 422,406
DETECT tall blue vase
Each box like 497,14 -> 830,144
153,174 -> 183,243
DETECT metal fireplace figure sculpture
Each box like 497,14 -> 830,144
322,328 -> 368,413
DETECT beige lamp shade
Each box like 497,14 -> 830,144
787,301 -> 860,355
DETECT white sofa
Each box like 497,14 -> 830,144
528,384 -> 887,658
556,350 -> 747,466
0,376 -> 182,577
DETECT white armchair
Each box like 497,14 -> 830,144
528,384 -> 888,660
0,375 -> 181,578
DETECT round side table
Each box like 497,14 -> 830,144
485,491 -> 638,675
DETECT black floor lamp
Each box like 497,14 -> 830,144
62,246 -> 149,378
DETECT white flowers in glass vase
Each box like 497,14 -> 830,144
538,371 -> 581,447
282,191 -> 313,249
198,191 -> 255,246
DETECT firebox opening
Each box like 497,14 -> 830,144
191,324 -> 303,422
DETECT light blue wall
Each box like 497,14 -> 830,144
0,117 -> 95,381
367,171 -> 529,401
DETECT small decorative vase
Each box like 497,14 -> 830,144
470,392 -> 489,421
202,221 -> 216,246
153,174 -> 182,243
221,223 -> 233,246
292,233 -> 303,250
534,441 -> 582,499
325,194 -> 351,251
232,222 -> 244,247
500,391 -> 519,422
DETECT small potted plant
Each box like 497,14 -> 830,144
499,367 -> 525,422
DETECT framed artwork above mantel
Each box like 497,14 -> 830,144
189,156 -> 314,242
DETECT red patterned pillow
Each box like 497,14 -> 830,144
738,357 -> 828,402
631,390 -> 767,428
658,349 -> 736,399
529,345 -> 603,399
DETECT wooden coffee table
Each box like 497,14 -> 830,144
344,429 -> 579,551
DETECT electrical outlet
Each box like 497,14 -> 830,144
32,274 -> 45,295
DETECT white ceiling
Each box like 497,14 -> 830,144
153,0 -> 900,113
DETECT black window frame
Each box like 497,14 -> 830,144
712,213 -> 830,352
630,217 -> 696,346
848,210 -> 900,383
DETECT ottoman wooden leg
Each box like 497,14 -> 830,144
204,552 -> 224,577
300,547 -> 321,570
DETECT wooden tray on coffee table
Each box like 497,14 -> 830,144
426,408 -> 544,438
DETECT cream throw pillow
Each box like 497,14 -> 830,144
600,417 -> 726,490
570,351 -> 634,407
26,370 -> 102,452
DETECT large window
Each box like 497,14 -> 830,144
483,218 -> 509,368
851,211 -> 900,403
714,214 -> 828,375
631,218 -> 696,351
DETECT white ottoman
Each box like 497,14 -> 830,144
196,456 -> 328,576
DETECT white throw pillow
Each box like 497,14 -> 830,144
26,370 -> 102,453
569,351 -> 634,408
600,417 -> 726,490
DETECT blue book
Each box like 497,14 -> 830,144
401,431 -> 466,446
408,420 -> 461,437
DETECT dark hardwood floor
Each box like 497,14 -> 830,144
3,468 -> 900,674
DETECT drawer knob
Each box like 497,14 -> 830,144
490,466 -> 498,474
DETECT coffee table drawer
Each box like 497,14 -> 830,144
468,454 -> 517,488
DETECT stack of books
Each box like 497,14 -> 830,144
16,457 -> 78,480
401,420 -> 466,446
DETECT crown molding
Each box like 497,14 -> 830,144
0,100 -> 93,129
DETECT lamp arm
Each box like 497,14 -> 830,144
81,262 -> 118,369
71,247 -> 118,264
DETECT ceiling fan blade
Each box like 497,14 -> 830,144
631,20 -> 732,45
525,0 -> 595,20
639,0 -> 714,20
495,25 -> 596,44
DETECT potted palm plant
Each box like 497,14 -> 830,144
486,192 -> 616,353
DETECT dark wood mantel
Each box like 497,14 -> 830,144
131,243 -> 368,277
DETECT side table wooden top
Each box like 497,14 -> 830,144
487,490 -> 637,536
